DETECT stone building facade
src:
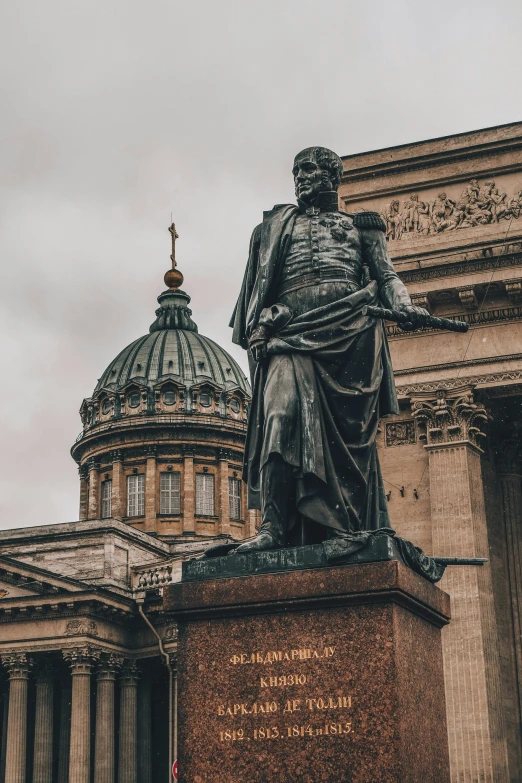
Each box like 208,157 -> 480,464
0,124 -> 521,783
339,121 -> 522,783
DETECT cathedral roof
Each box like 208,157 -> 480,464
93,289 -> 249,396
76,223 -> 250,437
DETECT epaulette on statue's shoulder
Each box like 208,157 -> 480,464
351,211 -> 386,232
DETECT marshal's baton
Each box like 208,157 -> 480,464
362,305 -> 469,333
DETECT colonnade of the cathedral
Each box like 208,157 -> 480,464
0,650 -> 169,783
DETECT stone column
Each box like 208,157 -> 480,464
88,460 -> 101,520
496,447 -> 522,724
56,679 -> 71,783
137,671 -> 152,783
218,450 -> 231,537
111,450 -> 124,519
79,466 -> 89,521
412,388 -> 509,783
2,654 -> 32,783
144,447 -> 157,533
32,661 -> 55,783
118,661 -> 139,783
182,446 -> 195,534
1,687 -> 9,783
94,655 -> 122,783
64,647 -> 100,783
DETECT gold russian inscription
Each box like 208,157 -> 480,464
217,701 -> 278,716
218,640 -> 353,744
229,646 -> 335,665
260,673 -> 310,688
218,722 -> 354,741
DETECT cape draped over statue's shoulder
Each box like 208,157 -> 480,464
230,204 -> 298,349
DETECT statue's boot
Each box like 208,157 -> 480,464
234,456 -> 294,554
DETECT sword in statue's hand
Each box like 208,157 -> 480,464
362,305 -> 469,333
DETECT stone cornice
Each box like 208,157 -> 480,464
0,591 -> 135,622
397,252 -> 522,284
71,413 -> 247,463
341,122 -> 522,187
0,518 -> 170,554
398,369 -> 522,396
394,353 -> 522,378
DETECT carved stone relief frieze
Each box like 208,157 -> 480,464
385,421 -> 416,447
64,620 -> 99,637
380,178 -> 522,240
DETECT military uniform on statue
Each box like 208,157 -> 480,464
228,147 -> 429,552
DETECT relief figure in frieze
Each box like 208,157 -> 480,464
379,176 -> 520,238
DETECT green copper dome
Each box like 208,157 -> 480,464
93,289 -> 250,396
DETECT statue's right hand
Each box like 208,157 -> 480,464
248,324 -> 270,361
251,341 -> 268,362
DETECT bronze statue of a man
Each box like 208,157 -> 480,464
230,147 -> 428,553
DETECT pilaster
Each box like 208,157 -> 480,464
412,387 -> 509,783
78,466 -> 89,521
183,446 -> 195,533
111,450 -> 124,519
218,449 -> 231,537
145,447 -> 157,533
87,460 -> 101,520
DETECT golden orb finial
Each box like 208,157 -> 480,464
165,222 -> 184,290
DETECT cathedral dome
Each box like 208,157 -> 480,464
93,289 -> 249,399
76,287 -> 250,432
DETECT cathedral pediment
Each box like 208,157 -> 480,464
0,555 -> 88,599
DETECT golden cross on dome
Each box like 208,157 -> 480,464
168,222 -> 179,268
164,221 -> 184,291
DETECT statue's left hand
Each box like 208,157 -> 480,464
398,304 -> 430,330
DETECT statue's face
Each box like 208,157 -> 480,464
292,155 -> 331,203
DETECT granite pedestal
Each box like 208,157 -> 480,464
163,556 -> 451,783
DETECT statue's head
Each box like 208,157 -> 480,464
292,147 -> 343,204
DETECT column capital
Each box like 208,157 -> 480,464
63,646 -> 101,674
120,659 -> 140,686
410,386 -> 488,450
182,444 -> 196,458
2,652 -> 33,679
88,458 -> 101,472
97,653 -> 124,681
111,449 -> 123,463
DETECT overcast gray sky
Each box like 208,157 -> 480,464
0,0 -> 520,530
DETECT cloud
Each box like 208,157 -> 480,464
0,0 -> 520,528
